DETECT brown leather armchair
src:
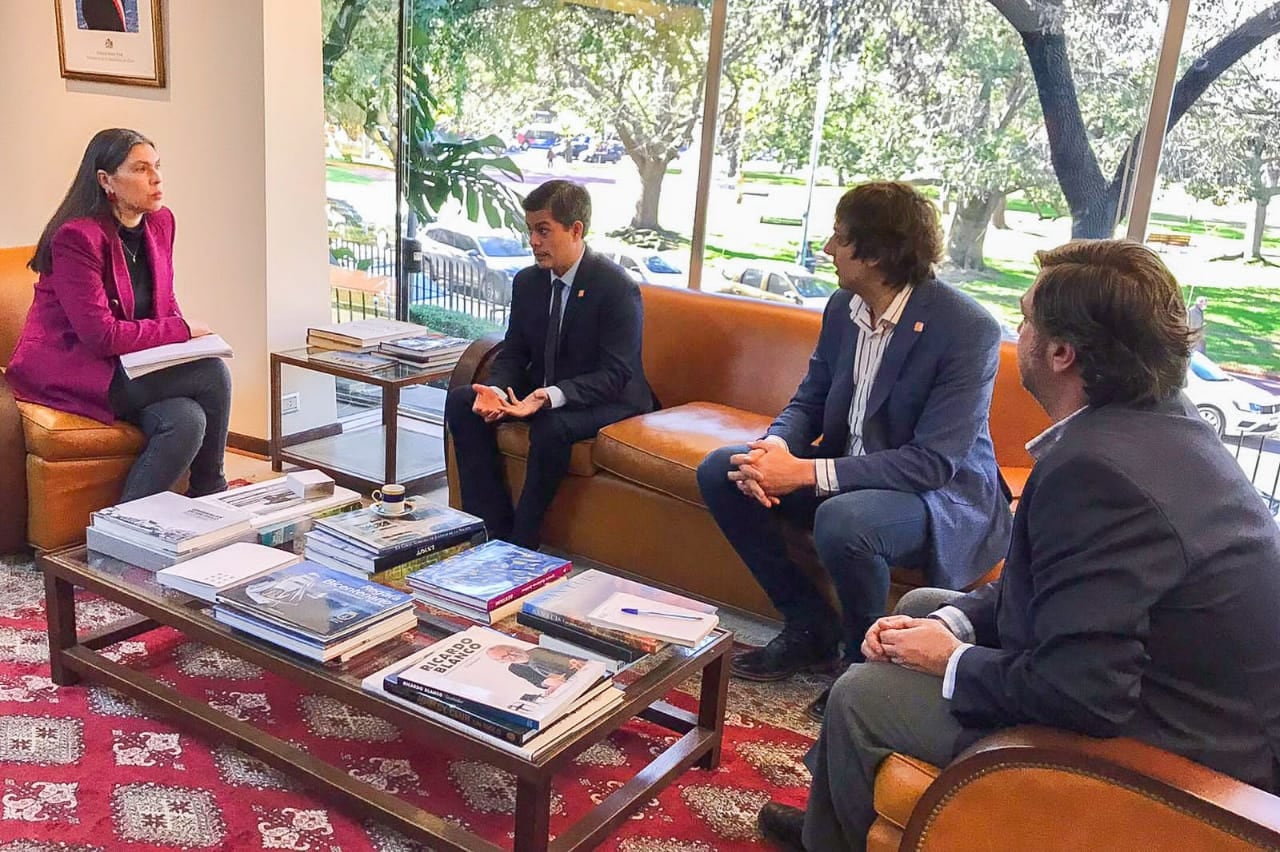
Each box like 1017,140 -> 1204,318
0,245 -> 144,554
870,727 -> 1280,851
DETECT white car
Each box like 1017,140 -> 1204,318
716,261 -> 836,309
420,223 -> 534,305
597,247 -> 688,288
1184,352 -> 1280,437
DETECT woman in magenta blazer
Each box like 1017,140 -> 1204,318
7,128 -> 232,501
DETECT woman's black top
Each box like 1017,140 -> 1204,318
118,220 -> 155,320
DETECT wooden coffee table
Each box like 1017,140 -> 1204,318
39,546 -> 732,852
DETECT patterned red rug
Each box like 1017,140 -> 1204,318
0,551 -> 828,851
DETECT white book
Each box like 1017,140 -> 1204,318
156,542 -> 303,602
362,650 -> 625,759
196,476 -> 359,529
585,591 -> 720,647
92,492 -> 253,555
307,318 -> 422,347
286,470 -> 335,499
537,633 -> 625,675
119,334 -> 234,379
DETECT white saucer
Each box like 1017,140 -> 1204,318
372,500 -> 415,518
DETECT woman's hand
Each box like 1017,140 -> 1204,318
186,319 -> 214,338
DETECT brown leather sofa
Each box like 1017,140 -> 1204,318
447,283 -> 1051,618
870,726 -> 1280,850
0,245 -> 145,554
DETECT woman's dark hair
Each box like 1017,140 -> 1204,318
521,179 -> 591,235
29,128 -> 154,274
1032,239 -> 1195,407
833,181 -> 943,289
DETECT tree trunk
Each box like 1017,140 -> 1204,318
322,0 -> 371,78
1248,197 -> 1269,260
631,156 -> 669,230
947,193 -> 1002,270
992,193 -> 1008,229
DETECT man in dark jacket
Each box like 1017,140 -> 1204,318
757,239 -> 1280,851
445,180 -> 651,549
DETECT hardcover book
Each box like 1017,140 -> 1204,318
307,350 -> 397,373
406,540 -> 571,609
215,561 -> 413,642
197,477 -> 361,529
156,542 -> 302,602
520,569 -> 717,654
307,318 -> 422,347
314,504 -> 485,556
93,492 -> 253,555
378,334 -> 469,361
389,626 -> 607,729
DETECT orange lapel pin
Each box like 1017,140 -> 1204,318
577,290 -> 585,298
913,321 -> 924,332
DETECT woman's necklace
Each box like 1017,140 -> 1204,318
122,242 -> 139,263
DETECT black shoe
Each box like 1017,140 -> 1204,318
731,624 -> 838,682
758,801 -> 806,851
805,660 -> 855,723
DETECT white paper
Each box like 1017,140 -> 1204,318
119,334 -> 233,379
585,591 -> 719,646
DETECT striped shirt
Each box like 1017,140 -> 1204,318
815,284 -> 915,495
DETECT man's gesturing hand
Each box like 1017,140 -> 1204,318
471,384 -> 507,423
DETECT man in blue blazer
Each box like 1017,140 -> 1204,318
697,182 -> 1012,721
445,180 -> 652,549
757,240 -> 1280,852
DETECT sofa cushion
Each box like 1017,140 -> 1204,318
593,402 -> 773,507
873,752 -> 940,830
18,402 -> 145,461
494,421 -> 597,477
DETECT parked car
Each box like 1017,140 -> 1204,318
420,223 -> 533,305
597,245 -> 688,288
1183,351 -> 1280,437
519,125 -> 560,150
584,139 -> 625,164
716,261 -> 836,309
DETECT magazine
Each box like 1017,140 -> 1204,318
586,591 -> 719,646
314,503 -> 485,555
389,626 -> 607,729
93,492 -> 253,555
197,477 -> 361,529
216,561 -> 413,642
307,350 -> 397,373
406,540 -> 571,609
378,334 -> 469,362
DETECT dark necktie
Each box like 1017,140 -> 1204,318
544,278 -> 566,385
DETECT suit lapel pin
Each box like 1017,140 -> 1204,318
913,321 -> 924,333
577,290 -> 585,298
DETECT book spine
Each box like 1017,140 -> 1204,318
519,603 -> 663,654
386,675 -> 539,731
368,525 -> 487,571
381,680 -> 531,744
516,611 -> 647,663
367,544 -> 469,591
414,560 -> 571,611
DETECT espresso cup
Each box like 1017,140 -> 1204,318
371,484 -> 408,515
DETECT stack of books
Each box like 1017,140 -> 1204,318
406,540 -> 571,626
307,349 -> 399,373
365,626 -> 621,757
156,541 -> 302,602
306,318 -> 423,352
378,333 -> 470,369
213,561 -> 415,663
303,503 -> 487,589
518,570 -> 719,664
197,472 -> 362,547
87,492 -> 256,571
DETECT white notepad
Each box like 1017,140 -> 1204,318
156,542 -> 301,602
585,591 -> 719,646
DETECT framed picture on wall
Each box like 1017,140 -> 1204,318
54,0 -> 165,88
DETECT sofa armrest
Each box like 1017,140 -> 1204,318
0,371 -> 29,554
901,726 -> 1280,851
448,332 -> 506,391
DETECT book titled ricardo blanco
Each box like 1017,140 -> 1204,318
388,626 -> 607,730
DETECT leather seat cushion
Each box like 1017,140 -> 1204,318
18,402 -> 145,461
1003,465 -> 1031,500
593,402 -> 773,507
874,752 -> 941,830
495,421 -> 597,477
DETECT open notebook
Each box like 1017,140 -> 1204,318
120,334 -> 233,379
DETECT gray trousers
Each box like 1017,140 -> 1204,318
802,588 -> 967,851
109,357 -> 232,502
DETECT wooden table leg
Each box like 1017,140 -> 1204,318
514,775 -> 551,852
43,571 -> 79,686
696,645 -> 730,769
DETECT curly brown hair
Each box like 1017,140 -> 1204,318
1031,240 -> 1195,407
832,181 -> 943,289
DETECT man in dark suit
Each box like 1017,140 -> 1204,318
697,182 -> 1012,721
445,180 -> 651,549
756,239 -> 1280,852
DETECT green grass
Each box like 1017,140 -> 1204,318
740,170 -> 807,186
1148,212 -> 1280,249
326,163 -> 377,185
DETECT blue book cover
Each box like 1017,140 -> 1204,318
406,540 -> 571,608
216,561 -> 412,641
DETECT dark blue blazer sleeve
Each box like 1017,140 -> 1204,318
950,454 -> 1188,737
764,294 -> 844,453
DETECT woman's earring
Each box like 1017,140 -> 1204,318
106,189 -> 117,202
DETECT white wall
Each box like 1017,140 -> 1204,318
0,1 -> 333,441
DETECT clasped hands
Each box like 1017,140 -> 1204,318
727,440 -> 816,508
862,615 -> 962,677
471,384 -> 550,422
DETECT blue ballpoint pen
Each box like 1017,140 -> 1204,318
621,607 -> 703,621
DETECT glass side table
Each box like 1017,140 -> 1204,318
269,347 -> 458,491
